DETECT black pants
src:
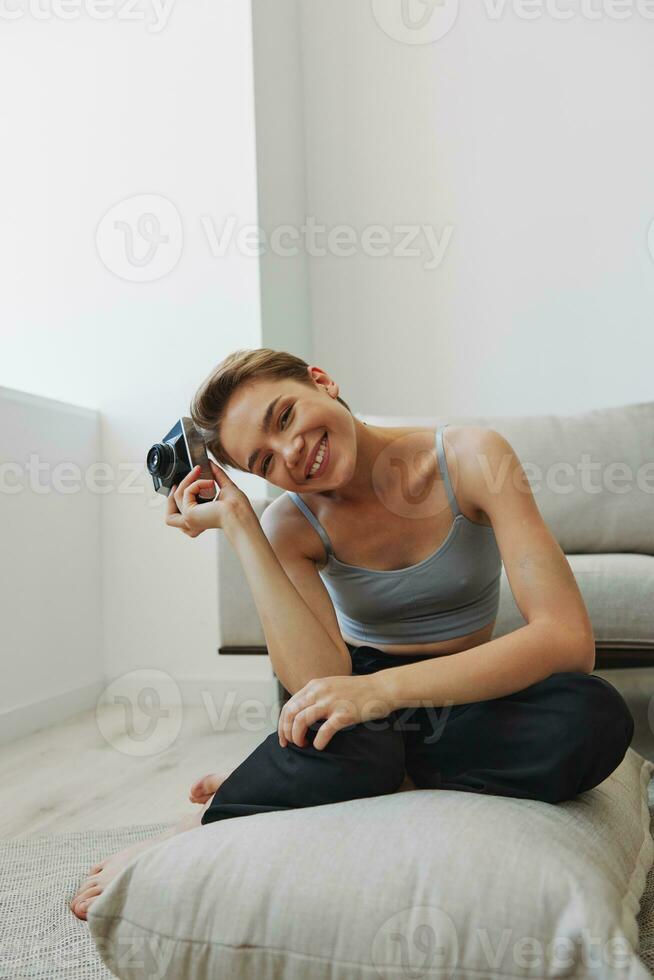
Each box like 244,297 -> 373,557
200,643 -> 635,825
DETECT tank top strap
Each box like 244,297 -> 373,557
286,492 -> 334,558
436,424 -> 461,519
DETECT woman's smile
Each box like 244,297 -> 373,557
306,432 -> 329,480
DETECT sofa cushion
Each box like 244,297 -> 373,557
89,750 -> 654,980
357,400 -> 654,556
493,553 -> 654,651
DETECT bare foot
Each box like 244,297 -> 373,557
188,771 -> 230,805
69,807 -> 208,921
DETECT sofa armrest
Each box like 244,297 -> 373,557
217,497 -> 271,648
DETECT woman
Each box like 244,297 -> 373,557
70,348 -> 634,919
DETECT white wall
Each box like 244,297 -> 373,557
0,388 -> 104,742
0,1 -> 272,700
294,1 -> 654,416
252,0 -> 313,366
251,0 -> 314,504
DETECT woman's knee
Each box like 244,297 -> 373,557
563,672 -> 633,747
540,672 -> 635,800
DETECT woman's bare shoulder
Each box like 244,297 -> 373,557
440,424 -> 496,524
260,492 -> 327,565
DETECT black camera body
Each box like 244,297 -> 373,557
146,417 -> 215,503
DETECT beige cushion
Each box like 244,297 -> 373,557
357,400 -> 654,556
493,553 -> 654,650
89,750 -> 654,979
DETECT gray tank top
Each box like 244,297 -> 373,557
286,425 -> 502,646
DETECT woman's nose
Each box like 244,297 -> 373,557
283,436 -> 303,469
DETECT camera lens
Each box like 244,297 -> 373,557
147,443 -> 175,479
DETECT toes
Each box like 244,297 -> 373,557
189,773 -> 225,804
71,885 -> 101,918
75,893 -> 100,920
189,774 -> 214,803
70,874 -> 100,905
76,884 -> 101,905
82,894 -> 99,918
71,880 -> 99,903
189,774 -> 210,792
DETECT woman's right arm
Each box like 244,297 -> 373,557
167,464 -> 352,695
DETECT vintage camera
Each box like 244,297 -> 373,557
146,417 -> 215,503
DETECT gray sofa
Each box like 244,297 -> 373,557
217,400 -> 654,689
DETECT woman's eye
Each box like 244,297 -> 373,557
262,406 -> 293,476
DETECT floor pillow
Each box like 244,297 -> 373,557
88,748 -> 654,980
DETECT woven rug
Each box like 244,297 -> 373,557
0,822 -> 174,979
2,805 -> 654,980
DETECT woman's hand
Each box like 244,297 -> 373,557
278,674 -> 394,752
165,461 -> 254,538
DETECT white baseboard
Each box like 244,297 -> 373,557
0,679 -> 107,746
0,674 -> 280,747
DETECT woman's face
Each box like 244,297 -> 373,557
218,372 -> 356,491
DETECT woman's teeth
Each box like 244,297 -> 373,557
308,434 -> 328,477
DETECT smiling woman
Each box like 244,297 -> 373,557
71,347 -> 636,918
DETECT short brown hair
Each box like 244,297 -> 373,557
190,348 -> 351,470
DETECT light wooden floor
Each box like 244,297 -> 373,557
0,702 -> 276,839
1,668 -> 651,840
